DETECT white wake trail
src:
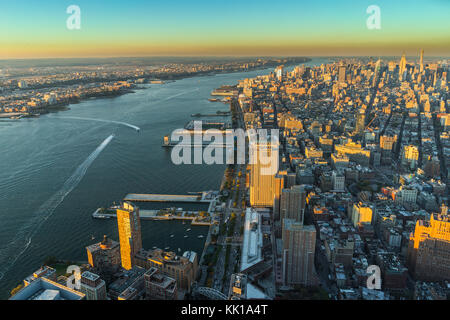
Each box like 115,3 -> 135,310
157,88 -> 199,102
0,134 -> 115,281
57,116 -> 140,131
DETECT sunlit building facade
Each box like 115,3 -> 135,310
407,214 -> 450,281
117,202 -> 142,270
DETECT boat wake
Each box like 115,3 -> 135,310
0,134 -> 115,282
157,88 -> 199,103
56,116 -> 140,132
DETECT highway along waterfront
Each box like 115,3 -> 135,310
0,58 -> 325,298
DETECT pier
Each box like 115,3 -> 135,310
92,208 -> 212,225
124,193 -> 210,203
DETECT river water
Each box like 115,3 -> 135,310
0,58 -> 326,298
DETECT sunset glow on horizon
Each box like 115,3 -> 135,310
1,0 -> 449,59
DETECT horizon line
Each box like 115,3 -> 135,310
1,54 -> 449,62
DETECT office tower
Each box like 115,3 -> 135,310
282,219 -> 317,286
144,267 -> 177,300
117,202 -> 142,270
419,49 -> 424,73
80,271 -> 107,300
285,172 -> 297,188
249,141 -> 284,207
355,110 -> 365,134
407,214 -> 450,281
279,185 -> 306,223
338,65 -> 346,83
228,273 -> 247,300
399,52 -> 407,81
86,235 -> 121,269
275,65 -> 284,81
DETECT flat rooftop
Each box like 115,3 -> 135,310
240,208 -> 263,272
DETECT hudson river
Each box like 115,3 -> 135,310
0,58 -> 326,298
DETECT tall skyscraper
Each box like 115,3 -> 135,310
279,185 -> 306,224
419,49 -> 424,73
249,141 -> 284,207
355,110 -> 366,134
338,65 -> 346,83
282,219 -> 317,286
117,202 -> 142,270
399,52 -> 407,81
275,65 -> 284,81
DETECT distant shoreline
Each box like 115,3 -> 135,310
0,57 -> 311,119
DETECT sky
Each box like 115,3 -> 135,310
1,0 -> 449,59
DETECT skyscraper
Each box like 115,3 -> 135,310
282,219 -> 317,286
419,49 -> 424,73
399,52 -> 407,81
275,65 -> 284,81
338,65 -> 346,83
279,185 -> 306,224
117,202 -> 142,270
355,110 -> 366,134
249,141 -> 284,207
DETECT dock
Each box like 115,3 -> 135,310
92,208 -> 212,225
123,193 -> 211,203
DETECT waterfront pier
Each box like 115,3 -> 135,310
123,193 -> 210,203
